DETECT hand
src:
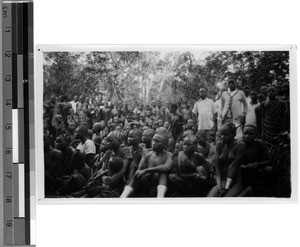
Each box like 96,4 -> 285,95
102,176 -> 111,186
192,173 -> 206,181
135,169 -> 146,178
218,188 -> 228,197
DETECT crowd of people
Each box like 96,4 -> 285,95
43,77 -> 291,198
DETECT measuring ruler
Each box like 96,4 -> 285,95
1,0 -> 35,246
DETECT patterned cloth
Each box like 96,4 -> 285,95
261,99 -> 286,146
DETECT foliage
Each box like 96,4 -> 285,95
43,50 -> 289,105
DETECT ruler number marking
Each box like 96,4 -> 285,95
6,172 -> 12,179
5,51 -> 12,58
2,5 -> 8,18
6,198 -> 12,203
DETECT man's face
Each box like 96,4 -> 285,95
183,137 -> 196,155
228,81 -> 236,91
250,91 -> 257,102
158,119 -> 163,127
208,130 -> 216,143
142,132 -> 152,144
199,88 -> 207,99
243,126 -> 256,144
55,137 -> 66,150
163,122 -> 169,129
127,130 -> 139,146
152,134 -> 165,152
219,126 -> 234,144
68,122 -> 76,132
257,94 -> 265,103
243,86 -> 250,96
74,95 -> 78,102
187,119 -> 194,129
157,101 -> 162,108
100,138 -> 109,152
113,116 -> 119,123
107,134 -> 119,150
260,86 -> 267,95
74,127 -> 83,140
267,86 -> 276,99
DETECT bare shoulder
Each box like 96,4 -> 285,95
165,151 -> 174,159
236,140 -> 245,150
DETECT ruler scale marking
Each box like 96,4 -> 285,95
2,1 -> 34,245
2,2 -> 14,245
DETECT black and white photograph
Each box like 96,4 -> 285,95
38,46 -> 293,199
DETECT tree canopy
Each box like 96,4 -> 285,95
43,50 -> 289,104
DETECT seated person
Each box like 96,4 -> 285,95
141,128 -> 155,150
195,130 -> 211,157
59,151 -> 92,195
169,135 -> 213,197
120,132 -> 173,198
241,125 -> 272,196
92,122 -> 105,154
55,134 -> 75,176
126,129 -> 144,181
184,118 -> 197,133
206,131 -> 221,173
207,123 -> 245,197
90,131 -> 130,186
44,129 -> 62,196
82,157 -> 125,198
74,125 -> 96,168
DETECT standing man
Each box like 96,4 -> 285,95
69,95 -> 78,113
220,77 -> 248,140
192,87 -> 217,139
245,90 -> 260,126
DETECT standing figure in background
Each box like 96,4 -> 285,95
168,103 -> 185,143
260,85 -> 286,146
220,77 -> 248,140
192,87 -> 217,140
245,90 -> 260,126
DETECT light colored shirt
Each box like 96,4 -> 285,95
245,102 -> 260,126
192,98 -> 216,130
69,100 -> 77,113
220,89 -> 248,125
76,139 -> 96,155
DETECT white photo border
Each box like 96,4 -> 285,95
36,44 -> 297,204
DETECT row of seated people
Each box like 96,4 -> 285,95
44,121 -> 276,198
